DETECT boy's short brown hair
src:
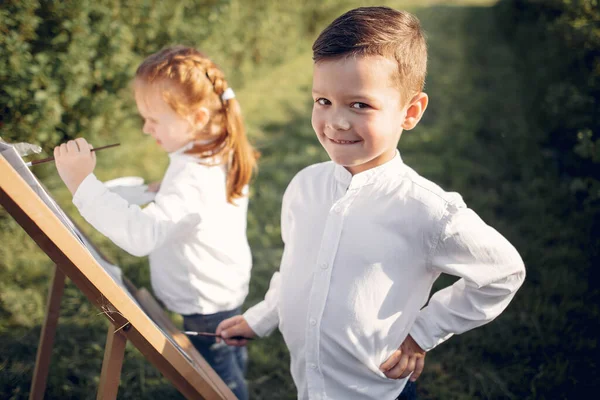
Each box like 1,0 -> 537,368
312,6 -> 427,103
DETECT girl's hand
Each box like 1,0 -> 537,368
215,315 -> 256,347
379,334 -> 426,381
54,138 -> 97,195
147,180 -> 162,193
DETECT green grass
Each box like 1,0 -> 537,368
2,0 -> 596,398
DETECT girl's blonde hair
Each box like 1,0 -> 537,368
134,46 -> 259,203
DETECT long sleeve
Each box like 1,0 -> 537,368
243,173 -> 301,337
244,272 -> 281,337
72,171 -> 201,257
410,202 -> 526,351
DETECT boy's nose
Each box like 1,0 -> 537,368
327,114 -> 351,131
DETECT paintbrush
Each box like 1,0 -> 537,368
183,331 -> 254,341
25,142 -> 121,167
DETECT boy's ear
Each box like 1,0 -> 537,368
402,92 -> 428,130
192,107 -> 210,129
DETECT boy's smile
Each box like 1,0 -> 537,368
312,55 -> 409,175
329,138 -> 361,145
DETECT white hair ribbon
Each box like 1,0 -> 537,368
221,87 -> 235,101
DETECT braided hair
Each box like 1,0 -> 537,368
134,46 -> 259,203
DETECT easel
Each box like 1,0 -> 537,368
0,155 -> 237,400
27,263 -> 133,400
30,266 -> 66,400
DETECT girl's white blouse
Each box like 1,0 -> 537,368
73,147 -> 252,315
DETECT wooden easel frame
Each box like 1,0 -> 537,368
0,156 -> 237,400
29,266 -> 66,400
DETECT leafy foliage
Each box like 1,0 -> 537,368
497,0 -> 600,207
0,0 -> 353,154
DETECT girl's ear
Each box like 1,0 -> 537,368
402,92 -> 429,130
192,107 -> 210,130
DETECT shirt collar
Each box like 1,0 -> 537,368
168,138 -> 218,160
168,141 -> 195,159
334,150 -> 404,189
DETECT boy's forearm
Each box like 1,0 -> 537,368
410,268 -> 525,351
244,306 -> 279,337
243,272 -> 281,337
414,201 -> 526,350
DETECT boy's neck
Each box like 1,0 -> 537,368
344,148 -> 400,176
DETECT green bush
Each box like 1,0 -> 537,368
492,0 -> 600,396
0,0 -> 353,154
496,0 -> 599,205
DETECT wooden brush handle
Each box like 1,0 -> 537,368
28,143 -> 120,166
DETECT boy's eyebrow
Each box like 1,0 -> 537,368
350,94 -> 379,102
311,90 -> 380,104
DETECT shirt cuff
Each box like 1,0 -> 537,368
73,173 -> 105,210
243,301 -> 279,338
409,314 -> 453,352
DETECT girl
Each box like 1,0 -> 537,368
54,46 -> 258,399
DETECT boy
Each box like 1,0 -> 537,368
217,6 -> 525,400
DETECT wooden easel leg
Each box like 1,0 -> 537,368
97,323 -> 127,400
29,265 -> 66,400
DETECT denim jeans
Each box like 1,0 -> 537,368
396,380 -> 417,400
183,308 -> 249,400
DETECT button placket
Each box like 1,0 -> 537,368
305,210 -> 344,393
305,185 -> 361,396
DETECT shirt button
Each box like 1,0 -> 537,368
333,205 -> 342,213
309,318 -> 317,326
310,363 -> 317,370
320,263 -> 328,270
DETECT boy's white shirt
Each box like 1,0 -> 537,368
244,152 -> 525,400
72,145 -> 252,315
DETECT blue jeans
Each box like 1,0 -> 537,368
183,308 -> 249,400
396,380 -> 417,400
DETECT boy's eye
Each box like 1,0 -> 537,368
351,102 -> 370,109
316,98 -> 331,106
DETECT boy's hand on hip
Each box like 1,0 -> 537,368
216,315 -> 256,347
54,138 -> 96,195
380,334 -> 426,381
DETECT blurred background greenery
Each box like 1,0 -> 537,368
1,0 -> 598,398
